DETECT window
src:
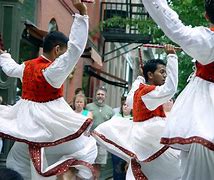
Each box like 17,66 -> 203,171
48,18 -> 58,32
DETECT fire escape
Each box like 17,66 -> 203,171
99,0 -> 152,62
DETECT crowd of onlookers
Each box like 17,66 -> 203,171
72,86 -> 129,180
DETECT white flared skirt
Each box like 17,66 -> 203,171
161,77 -> 214,151
92,116 -> 181,179
0,97 -> 97,179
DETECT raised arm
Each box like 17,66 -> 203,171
142,0 -> 214,64
126,76 -> 145,109
0,51 -> 24,79
43,1 -> 88,88
142,54 -> 178,111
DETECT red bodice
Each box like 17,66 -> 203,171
195,28 -> 214,82
22,56 -> 63,102
196,61 -> 214,83
133,84 -> 166,122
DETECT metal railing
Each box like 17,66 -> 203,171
100,1 -> 149,35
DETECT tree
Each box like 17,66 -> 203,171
93,0 -> 208,92
138,0 -> 208,93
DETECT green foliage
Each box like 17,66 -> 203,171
136,0 -> 208,92
100,16 -> 127,29
142,0 -> 208,92
93,0 -> 208,92
166,0 -> 207,92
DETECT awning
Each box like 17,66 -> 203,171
81,42 -> 103,67
85,65 -> 128,89
91,47 -> 103,67
22,20 -> 48,47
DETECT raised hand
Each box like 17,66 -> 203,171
164,44 -> 176,54
71,0 -> 87,15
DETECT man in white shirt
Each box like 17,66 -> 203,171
0,1 -> 97,180
93,45 -> 181,180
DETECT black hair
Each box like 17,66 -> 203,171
120,95 -> 127,104
75,88 -> 84,95
143,59 -> 166,82
0,168 -> 23,180
119,96 -> 127,117
205,0 -> 214,24
43,31 -> 69,53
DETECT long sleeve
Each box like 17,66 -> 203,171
142,0 -> 214,65
142,54 -> 178,110
126,76 -> 145,109
0,53 -> 24,79
43,14 -> 89,88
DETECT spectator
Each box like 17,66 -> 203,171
162,98 -> 174,117
0,168 -> 23,180
73,93 -> 93,119
69,88 -> 85,109
86,86 -> 114,179
113,95 -> 127,114
111,97 -> 132,180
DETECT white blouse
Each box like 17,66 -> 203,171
126,54 -> 178,111
142,0 -> 214,65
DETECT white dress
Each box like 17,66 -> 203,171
142,0 -> 214,179
0,14 -> 97,180
93,55 -> 181,180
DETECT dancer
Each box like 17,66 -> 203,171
0,0 -> 97,179
142,0 -> 214,179
93,45 -> 181,180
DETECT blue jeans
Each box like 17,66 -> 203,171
111,154 -> 126,180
